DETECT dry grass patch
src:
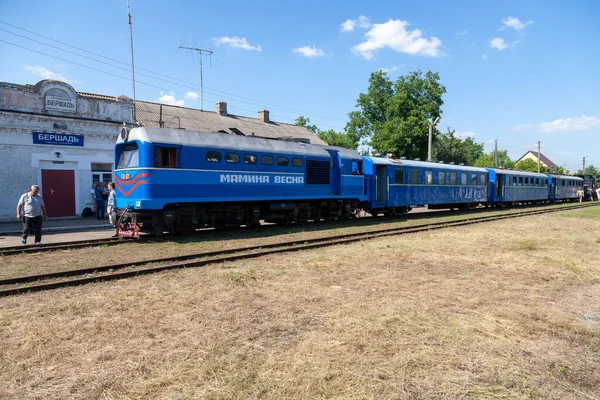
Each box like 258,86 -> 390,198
1,208 -> 600,399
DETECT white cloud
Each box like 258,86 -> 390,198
489,37 -> 509,51
455,131 -> 476,138
25,65 -> 68,82
341,16 -> 371,32
515,116 -> 600,132
214,36 -> 261,51
500,16 -> 533,32
352,19 -> 443,59
456,29 -> 467,38
185,91 -> 199,100
157,91 -> 185,106
482,53 -> 488,60
293,45 -> 325,58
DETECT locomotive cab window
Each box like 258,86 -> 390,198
155,146 -> 178,168
117,143 -> 139,169
205,151 -> 222,163
277,156 -> 289,166
410,170 -> 419,184
226,153 -> 240,164
292,158 -> 304,167
261,155 -> 274,165
395,169 -> 404,184
351,161 -> 362,174
244,154 -> 258,165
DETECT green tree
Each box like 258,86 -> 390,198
294,116 -> 318,134
548,165 -> 565,175
473,150 -> 515,169
346,70 -> 447,160
317,129 -> 356,149
432,128 -> 484,166
515,158 -> 548,173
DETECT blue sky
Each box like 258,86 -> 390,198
1,0 -> 599,171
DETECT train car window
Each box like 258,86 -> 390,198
226,153 -> 240,164
562,180 -> 565,186
425,171 -> 433,184
277,156 -> 289,166
261,155 -> 274,165
545,179 -> 548,185
244,154 -> 258,165
535,178 -> 539,185
292,158 -> 304,167
480,174 -> 486,186
155,147 -> 178,167
450,172 -> 457,185
471,174 -> 477,185
351,161 -> 362,174
438,171 -> 445,185
117,143 -> 139,169
410,170 -> 419,184
205,151 -> 222,163
518,177 -> 523,185
525,178 -> 529,185
512,176 -> 517,186
461,173 -> 467,185
394,169 -> 404,183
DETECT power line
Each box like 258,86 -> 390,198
0,20 -> 348,123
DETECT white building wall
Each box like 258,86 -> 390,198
0,80 -> 133,220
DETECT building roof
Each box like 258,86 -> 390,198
517,151 -> 557,169
132,100 -> 325,145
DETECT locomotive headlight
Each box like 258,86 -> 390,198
135,200 -> 142,208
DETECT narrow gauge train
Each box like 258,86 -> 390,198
114,127 -> 583,236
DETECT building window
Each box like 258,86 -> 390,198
277,156 -> 289,166
261,155 -> 274,165
244,154 -> 258,165
292,158 -> 304,167
226,153 -> 240,164
410,170 -> 419,184
395,169 -> 404,184
156,147 -> 178,167
205,151 -> 222,163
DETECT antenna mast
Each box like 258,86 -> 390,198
127,0 -> 137,122
179,46 -> 213,110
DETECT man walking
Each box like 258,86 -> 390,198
16,185 -> 47,245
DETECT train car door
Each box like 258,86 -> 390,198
375,165 -> 388,203
327,150 -> 343,195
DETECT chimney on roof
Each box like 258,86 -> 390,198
216,102 -> 227,116
258,109 -> 270,123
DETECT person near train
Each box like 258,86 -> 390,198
16,185 -> 47,245
576,187 -> 584,204
106,182 -> 119,237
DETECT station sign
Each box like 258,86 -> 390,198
45,95 -> 77,113
33,132 -> 84,147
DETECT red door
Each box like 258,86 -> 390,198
42,169 -> 76,217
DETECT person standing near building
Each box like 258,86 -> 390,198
94,181 -> 107,219
106,182 -> 119,237
16,185 -> 47,245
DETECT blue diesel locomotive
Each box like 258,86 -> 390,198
114,127 -> 583,236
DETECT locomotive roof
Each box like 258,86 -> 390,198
119,127 -> 362,159
487,168 -> 549,178
365,157 -> 488,173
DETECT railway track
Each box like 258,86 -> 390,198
0,236 -> 137,256
0,202 -> 595,297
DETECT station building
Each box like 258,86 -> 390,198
0,79 -> 321,220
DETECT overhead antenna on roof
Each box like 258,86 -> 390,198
179,46 -> 213,111
127,0 -> 137,124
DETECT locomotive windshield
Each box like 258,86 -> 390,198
117,143 -> 139,169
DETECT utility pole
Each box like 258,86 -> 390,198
583,154 -> 590,175
494,139 -> 498,168
127,0 -> 136,123
427,116 -> 440,162
537,140 -> 541,173
179,46 -> 213,110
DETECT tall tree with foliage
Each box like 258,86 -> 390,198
295,116 -> 358,149
473,150 -> 515,169
515,158 -> 548,173
346,70 -> 446,159
294,116 -> 318,134
432,128 -> 484,166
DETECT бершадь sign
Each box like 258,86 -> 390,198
45,95 -> 76,113
33,132 -> 84,147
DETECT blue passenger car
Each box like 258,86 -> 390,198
549,174 -> 582,201
362,157 -> 488,214
486,169 -> 549,205
115,127 -> 366,234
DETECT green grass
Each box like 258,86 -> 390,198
558,206 -> 600,219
